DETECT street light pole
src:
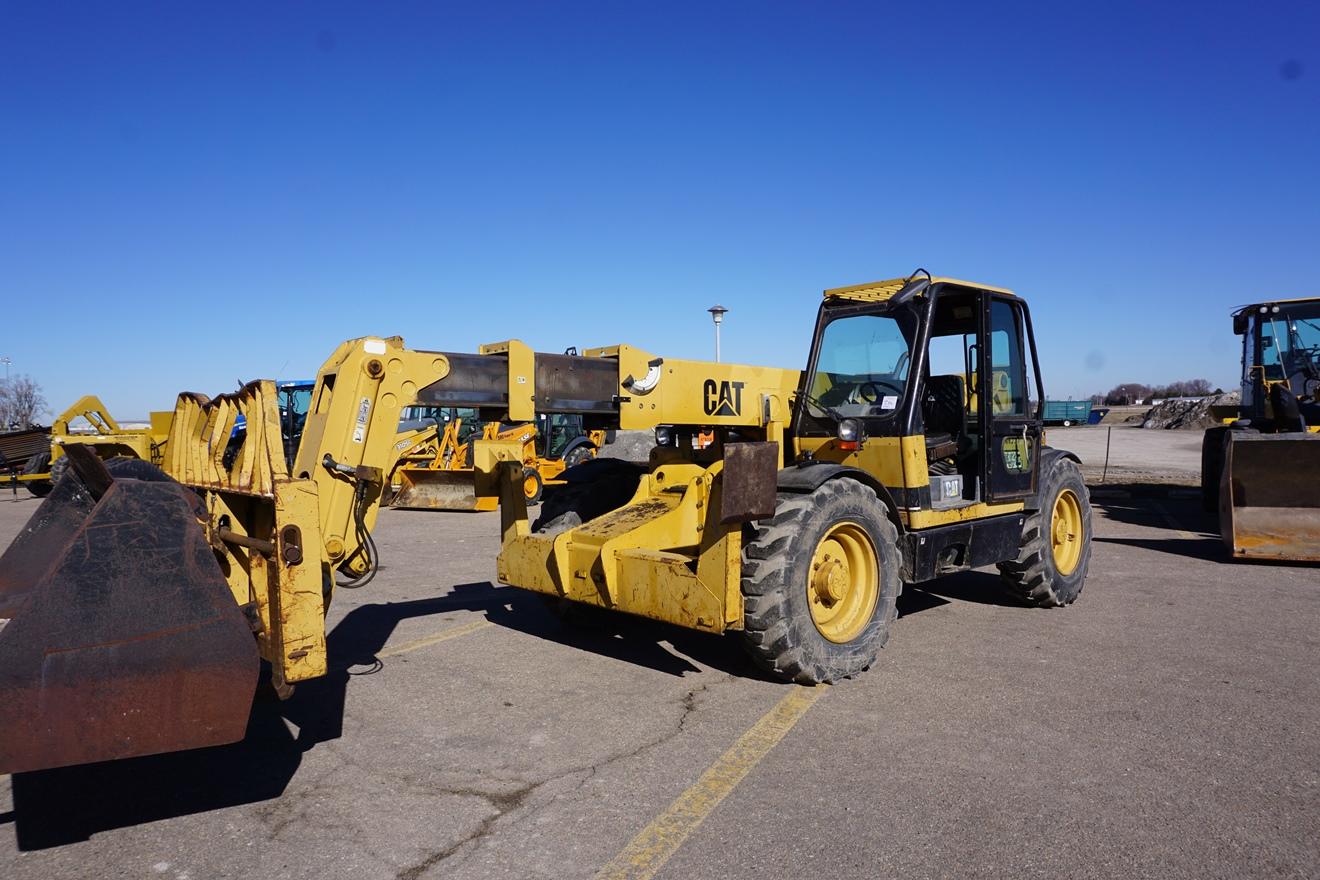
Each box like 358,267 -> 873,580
0,356 -> 10,382
707,305 -> 728,363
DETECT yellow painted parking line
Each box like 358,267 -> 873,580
1152,501 -> 1198,541
376,619 -> 494,658
595,685 -> 826,880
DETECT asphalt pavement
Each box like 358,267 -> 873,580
0,477 -> 1316,879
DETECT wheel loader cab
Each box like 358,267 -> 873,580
1235,300 -> 1320,427
795,280 -> 1045,516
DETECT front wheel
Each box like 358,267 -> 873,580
522,467 -> 544,506
23,451 -> 53,497
998,457 -> 1092,606
741,479 -> 901,684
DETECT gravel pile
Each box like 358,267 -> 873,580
598,429 -> 654,462
1141,390 -> 1240,430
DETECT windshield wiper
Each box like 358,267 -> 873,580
796,390 -> 844,423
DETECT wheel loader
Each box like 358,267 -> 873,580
0,273 -> 1092,776
1201,297 -> 1320,561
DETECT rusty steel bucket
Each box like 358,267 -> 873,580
389,466 -> 495,512
1220,432 -> 1320,562
0,453 -> 259,774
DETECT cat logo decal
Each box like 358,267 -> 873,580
703,379 -> 745,417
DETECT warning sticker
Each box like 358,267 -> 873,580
880,395 -> 898,410
352,397 -> 371,444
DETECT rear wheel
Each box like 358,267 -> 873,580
563,444 -> 595,469
998,457 -> 1092,606
47,453 -> 71,487
523,467 -> 544,506
741,479 -> 901,684
23,451 -> 52,497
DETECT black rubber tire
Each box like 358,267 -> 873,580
23,451 -> 53,497
998,457 -> 1092,606
103,456 -> 170,481
532,460 -> 647,535
523,467 -> 544,506
47,453 -> 71,487
55,454 -> 169,490
562,444 -> 595,469
741,479 -> 902,685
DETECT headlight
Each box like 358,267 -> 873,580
836,418 -> 863,443
655,425 -> 674,447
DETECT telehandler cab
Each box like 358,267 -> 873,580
0,272 -> 1091,775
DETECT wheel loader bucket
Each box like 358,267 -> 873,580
389,466 -> 496,512
1220,432 -> 1320,562
0,459 -> 259,774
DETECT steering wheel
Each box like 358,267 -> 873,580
855,380 -> 903,404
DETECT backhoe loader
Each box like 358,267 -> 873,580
1201,297 -> 1320,561
388,410 -> 605,510
0,272 -> 1092,775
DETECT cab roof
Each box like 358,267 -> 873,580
1232,296 -> 1320,317
823,275 -> 1017,303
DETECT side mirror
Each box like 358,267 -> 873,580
891,271 -> 932,306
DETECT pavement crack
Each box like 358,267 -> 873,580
394,782 -> 536,880
391,677 -> 728,878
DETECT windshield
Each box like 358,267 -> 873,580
281,384 -> 314,469
539,413 -> 585,458
1261,304 -> 1320,380
801,313 -> 913,432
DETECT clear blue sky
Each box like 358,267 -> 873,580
4,1 -> 1318,418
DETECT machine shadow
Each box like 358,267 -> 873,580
439,581 -> 771,681
1094,535 -> 1225,562
1088,486 -> 1225,561
4,581 -> 769,849
1087,484 -> 1212,531
7,594 -> 466,850
8,697 -> 304,850
908,569 -> 1031,608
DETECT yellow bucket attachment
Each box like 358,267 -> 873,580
0,456 -> 259,774
1220,433 -> 1320,562
390,466 -> 495,512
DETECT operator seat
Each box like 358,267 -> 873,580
922,374 -> 966,462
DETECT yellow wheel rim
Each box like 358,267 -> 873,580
807,522 -> 879,644
524,473 -> 540,499
1050,488 -> 1084,576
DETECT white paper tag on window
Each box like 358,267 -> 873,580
881,395 -> 898,410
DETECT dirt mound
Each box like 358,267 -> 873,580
1141,391 -> 1239,430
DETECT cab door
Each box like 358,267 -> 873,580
980,296 -> 1040,501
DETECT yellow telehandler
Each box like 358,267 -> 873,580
1201,297 -> 1320,561
0,272 -> 1092,775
